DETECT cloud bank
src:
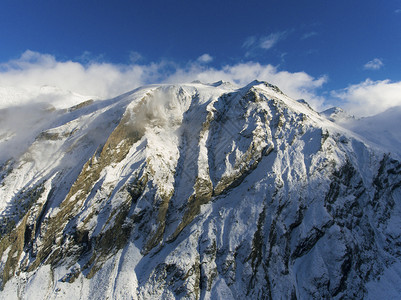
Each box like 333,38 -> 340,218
332,79 -> 401,117
1,50 -> 401,118
0,50 -> 161,103
0,50 -> 327,110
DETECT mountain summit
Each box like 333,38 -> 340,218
0,81 -> 400,299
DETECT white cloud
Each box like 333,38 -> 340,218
129,51 -> 143,63
363,58 -> 384,70
0,50 -> 328,111
77,51 -> 105,64
260,32 -> 287,50
395,9 -> 401,13
196,54 -> 213,64
242,36 -> 257,48
332,79 -> 401,116
243,31 -> 288,55
301,31 -> 318,40
0,50 -> 162,103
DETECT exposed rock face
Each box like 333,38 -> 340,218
0,81 -> 400,299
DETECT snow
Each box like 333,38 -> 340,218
366,262 -> 401,299
0,80 -> 400,299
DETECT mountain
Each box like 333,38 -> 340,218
320,106 -> 355,124
0,81 -> 400,299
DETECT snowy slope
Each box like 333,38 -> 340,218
0,81 -> 400,299
341,106 -> 401,160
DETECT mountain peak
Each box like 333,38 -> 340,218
243,79 -> 284,94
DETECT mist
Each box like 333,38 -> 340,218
0,103 -> 59,163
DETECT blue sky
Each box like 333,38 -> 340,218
1,0 -> 401,115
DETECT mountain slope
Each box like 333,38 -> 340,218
0,81 -> 400,299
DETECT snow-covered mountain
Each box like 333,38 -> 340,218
0,81 -> 400,299
320,106 -> 355,124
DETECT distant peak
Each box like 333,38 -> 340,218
322,106 -> 345,115
189,80 -> 233,88
209,80 -> 225,87
208,80 -> 235,87
321,106 -> 355,123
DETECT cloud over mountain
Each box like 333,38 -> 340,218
332,79 -> 401,116
0,50 -> 326,110
2,50 -> 401,118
